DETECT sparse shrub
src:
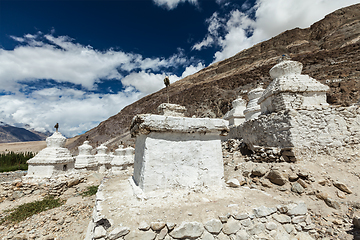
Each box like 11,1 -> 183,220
0,195 -> 64,224
0,151 -> 35,172
81,185 -> 99,197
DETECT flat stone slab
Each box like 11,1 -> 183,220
130,114 -> 229,137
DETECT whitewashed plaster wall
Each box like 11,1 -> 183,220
131,114 -> 228,193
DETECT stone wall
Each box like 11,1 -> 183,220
235,105 -> 360,161
86,184 -> 315,240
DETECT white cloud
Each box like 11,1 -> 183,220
0,33 -> 203,136
0,89 -> 142,137
194,0 -> 360,63
121,62 -> 204,97
152,0 -> 198,10
121,71 -> 180,96
0,33 -> 188,92
181,62 -> 205,78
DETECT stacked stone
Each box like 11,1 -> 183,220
246,146 -> 296,163
0,173 -> 84,200
89,202 -> 315,240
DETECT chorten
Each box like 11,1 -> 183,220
27,131 -> 75,178
111,145 -> 135,173
244,86 -> 264,121
223,96 -> 247,126
95,144 -> 111,172
75,141 -> 97,171
258,59 -> 329,113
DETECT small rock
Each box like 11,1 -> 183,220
108,227 -> 130,240
139,222 -> 150,231
253,206 -> 276,218
336,190 -> 346,199
283,224 -> 295,234
247,223 -> 265,236
353,215 -> 360,229
277,205 -> 288,214
94,226 -> 107,239
252,166 -> 267,177
166,222 -> 176,231
260,179 -> 272,188
222,218 -> 241,235
236,230 -> 249,240
318,179 -> 328,186
287,202 -> 307,216
333,181 -> 352,194
297,178 -> 308,188
291,182 -> 304,194
227,179 -> 240,188
204,219 -> 222,234
324,197 -> 341,210
233,213 -> 248,220
158,227 -> 168,240
267,170 -> 287,186
169,222 -> 204,239
288,173 -> 299,182
266,221 -> 278,231
292,216 -> 306,224
150,221 -> 166,231
272,213 -> 291,224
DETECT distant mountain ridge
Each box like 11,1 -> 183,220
0,122 -> 50,143
66,4 -> 360,152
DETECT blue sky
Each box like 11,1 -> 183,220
0,0 -> 358,137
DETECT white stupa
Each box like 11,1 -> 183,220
26,131 -> 75,178
95,144 -> 111,172
75,141 -> 97,171
223,96 -> 247,126
258,59 -> 329,113
111,144 -> 135,173
244,86 -> 264,121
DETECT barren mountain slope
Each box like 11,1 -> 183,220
66,3 -> 360,152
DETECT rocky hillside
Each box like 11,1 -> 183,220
0,123 -> 49,143
67,3 -> 360,152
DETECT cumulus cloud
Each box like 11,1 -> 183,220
181,62 -> 205,78
194,0 -> 360,62
121,71 -> 180,96
0,33 -> 188,92
0,33 -> 201,136
152,0 -> 198,10
0,88 -> 142,137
